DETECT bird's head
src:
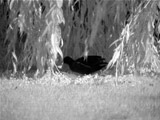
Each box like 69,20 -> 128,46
63,56 -> 74,65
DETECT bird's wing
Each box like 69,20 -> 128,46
76,56 -> 106,66
69,61 -> 92,74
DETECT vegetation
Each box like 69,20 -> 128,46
107,0 -> 160,77
0,0 -> 65,77
0,0 -> 160,78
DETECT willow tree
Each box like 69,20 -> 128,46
0,0 -> 160,78
62,0 -> 160,77
107,0 -> 160,77
0,0 -> 68,77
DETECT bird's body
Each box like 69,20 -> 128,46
63,56 -> 107,74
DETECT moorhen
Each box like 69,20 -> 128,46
63,56 -> 107,74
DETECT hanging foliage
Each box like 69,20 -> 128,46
3,0 -> 65,76
62,0 -> 136,62
1,0 -> 160,78
107,0 -> 160,76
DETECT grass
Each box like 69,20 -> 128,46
0,72 -> 160,120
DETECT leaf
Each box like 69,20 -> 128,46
107,46 -> 121,69
12,51 -> 18,63
12,51 -> 17,73
56,0 -> 63,8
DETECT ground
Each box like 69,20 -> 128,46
0,72 -> 160,120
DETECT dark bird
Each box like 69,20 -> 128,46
63,56 -> 108,74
